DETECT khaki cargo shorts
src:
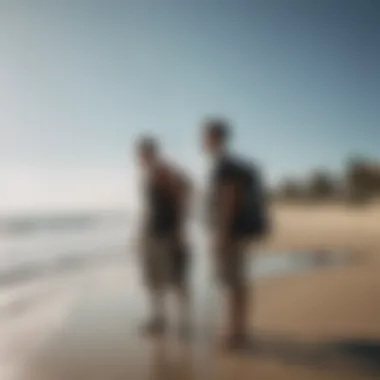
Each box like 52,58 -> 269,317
215,238 -> 254,289
141,234 -> 188,290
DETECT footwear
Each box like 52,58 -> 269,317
141,318 -> 166,336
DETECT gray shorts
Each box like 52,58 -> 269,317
141,234 -> 188,290
215,238 -> 252,289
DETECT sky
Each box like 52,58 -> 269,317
1,0 -> 379,212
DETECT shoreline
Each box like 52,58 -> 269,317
0,203 -> 379,379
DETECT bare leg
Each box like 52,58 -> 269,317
143,288 -> 167,335
224,245 -> 251,349
173,239 -> 191,339
142,236 -> 169,336
229,283 -> 249,339
176,284 -> 191,339
152,288 -> 165,323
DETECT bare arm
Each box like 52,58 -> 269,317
213,159 -> 239,248
216,182 -> 236,241
175,173 -> 192,221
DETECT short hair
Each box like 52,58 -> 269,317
136,135 -> 159,155
204,118 -> 231,143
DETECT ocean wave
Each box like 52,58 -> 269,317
0,212 -> 128,236
0,244 -> 129,289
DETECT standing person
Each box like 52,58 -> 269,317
202,118 -> 270,350
136,136 -> 192,339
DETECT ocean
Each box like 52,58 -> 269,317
0,212 -> 133,287
0,211 -> 350,289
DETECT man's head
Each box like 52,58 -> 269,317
202,118 -> 231,156
136,136 -> 159,169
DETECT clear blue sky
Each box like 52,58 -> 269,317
1,0 -> 379,211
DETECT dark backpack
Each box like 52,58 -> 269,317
230,157 -> 271,239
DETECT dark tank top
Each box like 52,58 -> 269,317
145,175 -> 180,237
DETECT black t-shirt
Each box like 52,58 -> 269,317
144,166 -> 181,237
145,179 -> 179,236
210,155 -> 253,237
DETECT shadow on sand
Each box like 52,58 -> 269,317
237,334 -> 380,376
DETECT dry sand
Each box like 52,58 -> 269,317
268,203 -> 380,253
1,204 -> 379,379
255,204 -> 380,339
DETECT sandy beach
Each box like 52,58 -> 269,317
268,203 -> 380,254
257,204 -> 380,338
1,204 -> 379,379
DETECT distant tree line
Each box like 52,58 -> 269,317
272,157 -> 380,204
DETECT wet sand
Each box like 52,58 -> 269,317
1,205 -> 380,379
11,263 -> 376,380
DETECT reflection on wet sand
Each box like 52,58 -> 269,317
148,339 -> 197,380
1,239 -> 376,380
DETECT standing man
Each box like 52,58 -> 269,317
202,119 -> 270,350
136,136 -> 192,338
